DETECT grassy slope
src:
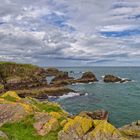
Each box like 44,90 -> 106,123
0,115 -> 62,140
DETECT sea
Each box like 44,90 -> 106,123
49,67 -> 140,127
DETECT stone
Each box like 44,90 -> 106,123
119,120 -> 140,139
79,109 -> 109,120
50,71 -> 74,86
46,68 -> 60,76
33,112 -> 59,136
76,72 -> 97,83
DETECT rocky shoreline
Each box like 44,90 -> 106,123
0,91 -> 139,140
0,61 -> 138,140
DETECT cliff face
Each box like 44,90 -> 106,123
0,91 -> 139,140
0,62 -> 47,90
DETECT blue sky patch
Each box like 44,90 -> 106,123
101,29 -> 140,37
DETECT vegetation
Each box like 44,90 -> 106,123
0,61 -> 43,81
0,115 -> 61,140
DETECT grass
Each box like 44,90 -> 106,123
1,95 -> 17,102
0,61 -> 42,81
0,115 -> 61,140
30,99 -> 62,113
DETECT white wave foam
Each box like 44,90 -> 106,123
101,75 -> 105,78
59,92 -> 80,99
58,92 -> 88,100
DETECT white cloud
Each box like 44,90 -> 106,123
0,0 -> 140,66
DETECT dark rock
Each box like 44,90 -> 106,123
76,71 -> 97,83
46,68 -> 60,76
50,71 -> 74,86
104,75 -> 121,83
104,75 -> 131,83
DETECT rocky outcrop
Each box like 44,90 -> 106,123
103,75 -> 131,83
58,116 -> 124,140
79,109 -> 108,120
46,67 -> 60,76
0,62 -> 48,91
119,120 -> 140,139
76,72 -> 97,83
0,91 -> 33,126
50,71 -> 74,86
16,86 -> 74,99
33,112 -> 59,136
0,91 -> 139,140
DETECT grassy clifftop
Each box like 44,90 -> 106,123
0,62 -> 44,81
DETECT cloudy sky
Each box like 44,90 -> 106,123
0,0 -> 140,66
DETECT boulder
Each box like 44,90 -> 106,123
33,112 -> 59,136
76,72 -> 97,83
79,109 -> 109,120
119,120 -> 140,139
58,116 -> 124,140
104,75 -> 121,83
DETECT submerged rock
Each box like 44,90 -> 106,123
76,72 -> 97,83
103,75 -> 131,83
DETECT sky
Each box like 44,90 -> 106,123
0,0 -> 140,66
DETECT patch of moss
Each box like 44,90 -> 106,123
0,115 -> 61,140
1,95 -> 17,102
1,91 -> 21,102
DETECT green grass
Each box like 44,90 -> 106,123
1,95 -> 17,102
0,115 -> 61,140
31,99 -> 62,113
0,61 -> 41,81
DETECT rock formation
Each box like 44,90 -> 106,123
76,72 -> 98,83
46,68 -> 60,76
103,75 -> 131,83
50,71 -> 74,86
0,91 -> 139,140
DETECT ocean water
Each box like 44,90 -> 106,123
56,67 -> 140,127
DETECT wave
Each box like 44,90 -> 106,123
49,92 -> 88,101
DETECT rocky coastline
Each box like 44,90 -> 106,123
0,61 -> 138,140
